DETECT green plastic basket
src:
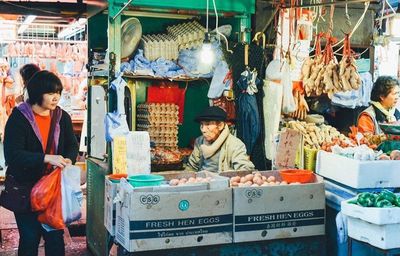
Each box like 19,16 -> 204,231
127,174 -> 165,187
304,147 -> 318,172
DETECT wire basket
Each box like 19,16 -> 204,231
304,146 -> 318,172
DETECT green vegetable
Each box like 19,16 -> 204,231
356,192 -> 376,207
394,196 -> 400,207
379,190 -> 397,204
375,199 -> 393,208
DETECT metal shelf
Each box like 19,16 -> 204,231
123,73 -> 206,82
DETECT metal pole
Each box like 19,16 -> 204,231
111,0 -> 135,21
263,0 -> 373,9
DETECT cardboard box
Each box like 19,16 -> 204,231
316,151 -> 400,188
115,173 -> 232,252
220,170 -> 325,243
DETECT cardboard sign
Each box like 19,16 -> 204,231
275,129 -> 302,169
126,131 -> 151,176
112,136 -> 127,174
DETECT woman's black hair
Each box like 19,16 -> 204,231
19,64 -> 40,86
370,76 -> 400,102
26,70 -> 63,106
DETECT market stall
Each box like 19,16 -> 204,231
83,0 -> 400,254
85,0 -> 331,255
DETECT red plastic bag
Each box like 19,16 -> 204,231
31,168 -> 62,212
31,168 -> 65,229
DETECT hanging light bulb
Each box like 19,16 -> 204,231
200,32 -> 214,65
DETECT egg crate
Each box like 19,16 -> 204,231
136,118 -> 179,126
142,34 -> 179,61
166,21 -> 205,51
136,111 -> 179,118
137,103 -> 179,111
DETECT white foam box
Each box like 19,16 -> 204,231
341,197 -> 400,225
346,216 -> 400,250
220,170 -> 325,243
342,196 -> 400,249
115,171 -> 232,252
316,151 -> 400,189
104,177 -> 118,236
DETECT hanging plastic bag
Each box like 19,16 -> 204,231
281,61 -> 296,114
105,75 -> 130,142
61,165 -> 83,224
104,111 -> 130,142
31,168 -> 65,230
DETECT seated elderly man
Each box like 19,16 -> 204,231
186,106 -> 255,172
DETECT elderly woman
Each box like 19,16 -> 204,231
2,70 -> 78,256
358,76 -> 400,134
186,106 -> 254,172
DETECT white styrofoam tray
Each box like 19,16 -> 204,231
316,151 -> 400,188
342,197 -> 400,225
347,216 -> 400,250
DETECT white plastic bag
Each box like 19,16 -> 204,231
263,80 -> 283,160
281,62 -> 296,114
105,112 -> 130,142
61,165 -> 83,225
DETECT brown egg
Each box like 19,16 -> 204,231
169,179 -> 179,186
245,174 -> 254,181
231,176 -> 241,183
251,184 -> 259,187
245,181 -> 253,186
254,178 -> 264,186
261,176 -> 267,181
280,181 -> 288,185
188,177 -> 196,183
253,176 -> 261,183
240,177 -> 247,183
196,177 -> 204,183
267,176 -> 276,182
231,181 -> 239,187
178,180 -> 187,185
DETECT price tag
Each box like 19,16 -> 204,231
275,129 -> 302,169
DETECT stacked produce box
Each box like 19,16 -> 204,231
114,171 -> 232,252
342,190 -> 400,249
106,169 -> 326,252
221,170 -> 325,243
137,103 -> 179,148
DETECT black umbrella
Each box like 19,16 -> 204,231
236,45 -> 261,155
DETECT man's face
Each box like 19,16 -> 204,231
200,121 -> 225,143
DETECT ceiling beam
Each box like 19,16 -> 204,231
0,1 -> 87,18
